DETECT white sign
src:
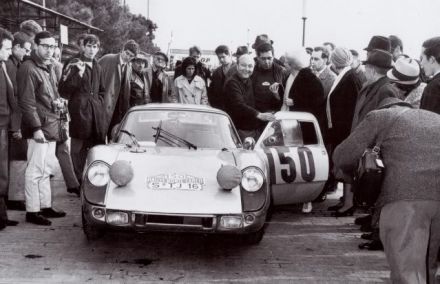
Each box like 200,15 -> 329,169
60,24 -> 68,45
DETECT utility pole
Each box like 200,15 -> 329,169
301,0 -> 307,47
42,0 -> 46,30
147,0 -> 150,19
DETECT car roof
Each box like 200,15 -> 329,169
129,103 -> 227,115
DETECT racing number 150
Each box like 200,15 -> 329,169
265,147 -> 315,184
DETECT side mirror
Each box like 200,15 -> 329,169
243,137 -> 255,150
110,123 -> 120,143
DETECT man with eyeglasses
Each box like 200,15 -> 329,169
4,31 -> 32,212
99,39 -> 139,138
17,31 -> 67,226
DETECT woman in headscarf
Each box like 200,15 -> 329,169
173,56 -> 209,105
325,47 -> 363,216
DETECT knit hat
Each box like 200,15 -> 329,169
387,57 -> 420,85
330,47 -> 353,68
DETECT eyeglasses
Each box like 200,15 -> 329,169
39,44 -> 57,50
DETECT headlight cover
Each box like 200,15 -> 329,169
241,167 -> 264,192
87,161 -> 110,187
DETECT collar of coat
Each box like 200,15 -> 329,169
29,50 -> 51,71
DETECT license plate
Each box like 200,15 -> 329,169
148,181 -> 203,191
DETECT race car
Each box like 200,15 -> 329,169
81,104 -> 328,244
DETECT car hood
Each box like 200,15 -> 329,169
104,147 -> 243,214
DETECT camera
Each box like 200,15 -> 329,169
52,98 -> 69,121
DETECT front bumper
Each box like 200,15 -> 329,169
82,200 -> 267,235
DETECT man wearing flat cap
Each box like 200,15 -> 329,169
129,51 -> 151,107
150,51 -> 173,103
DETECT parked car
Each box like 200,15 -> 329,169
81,104 -> 328,244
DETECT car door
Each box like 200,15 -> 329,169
255,112 -> 329,205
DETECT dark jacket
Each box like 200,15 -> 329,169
288,68 -> 325,128
251,61 -> 289,113
58,55 -> 106,143
224,73 -> 259,131
325,69 -> 362,146
17,51 -> 61,141
419,72 -> 440,114
3,57 -> 21,131
129,70 -> 151,107
208,63 -> 236,111
174,61 -> 211,85
98,53 -> 132,134
334,106 -> 440,206
351,76 -> 399,130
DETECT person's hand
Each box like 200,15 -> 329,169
285,98 -> 294,106
66,60 -> 85,77
33,129 -> 47,143
257,112 -> 276,122
269,82 -> 280,94
11,130 -> 22,140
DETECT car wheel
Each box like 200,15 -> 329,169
82,211 -> 104,241
241,228 -> 265,245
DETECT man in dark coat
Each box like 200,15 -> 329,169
18,31 -> 67,226
59,34 -> 106,188
251,43 -> 289,117
224,54 -> 274,141
5,31 -> 32,210
333,98 -> 440,284
98,40 -> 138,138
208,45 -> 236,111
0,28 -> 20,229
419,36 -> 440,114
351,49 -> 399,130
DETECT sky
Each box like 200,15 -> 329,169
126,0 -> 440,60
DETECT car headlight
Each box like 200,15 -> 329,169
241,167 -> 264,192
87,161 -> 110,187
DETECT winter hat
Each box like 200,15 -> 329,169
252,34 -> 273,49
362,49 -> 393,69
364,36 -> 391,52
387,57 -> 420,85
330,47 -> 353,69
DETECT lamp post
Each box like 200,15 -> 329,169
301,0 -> 307,47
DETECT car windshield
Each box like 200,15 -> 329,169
116,109 -> 240,149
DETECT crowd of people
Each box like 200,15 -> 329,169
0,19 -> 439,283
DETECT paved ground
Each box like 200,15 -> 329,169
0,172 -> 439,283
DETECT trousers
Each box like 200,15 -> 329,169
25,139 -> 56,212
56,140 -> 80,188
0,128 -> 8,197
70,138 -> 94,183
379,200 -> 440,284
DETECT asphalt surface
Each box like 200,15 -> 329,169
0,170 -> 439,283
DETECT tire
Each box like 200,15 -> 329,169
241,228 -> 265,245
82,211 -> 104,241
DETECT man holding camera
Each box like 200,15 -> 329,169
17,31 -> 66,226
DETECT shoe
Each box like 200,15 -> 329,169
355,214 -> 372,226
26,213 -> 51,226
6,200 -> 26,211
358,240 -> 384,251
331,207 -> 355,217
6,219 -> 18,226
361,232 -> 373,240
40,208 -> 66,218
67,187 -> 80,197
328,203 -> 343,211
302,202 -> 312,213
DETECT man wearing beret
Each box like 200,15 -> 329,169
150,51 -> 173,103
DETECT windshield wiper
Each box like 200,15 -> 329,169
120,129 -> 140,148
152,121 -> 197,150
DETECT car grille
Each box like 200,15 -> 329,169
132,213 -> 215,231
